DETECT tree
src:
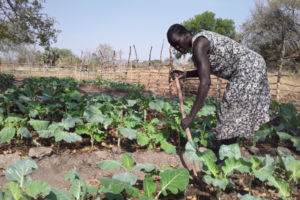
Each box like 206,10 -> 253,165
240,0 -> 300,65
173,11 -> 236,59
0,0 -> 61,49
96,43 -> 117,62
57,49 -> 74,58
39,47 -> 59,66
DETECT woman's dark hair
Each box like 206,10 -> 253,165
167,24 -> 190,40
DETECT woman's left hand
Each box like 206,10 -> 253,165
181,115 -> 194,130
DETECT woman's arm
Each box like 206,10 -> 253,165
181,36 -> 211,130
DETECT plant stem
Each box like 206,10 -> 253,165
178,130 -> 180,148
144,109 -> 147,124
249,173 -> 252,195
117,129 -> 121,148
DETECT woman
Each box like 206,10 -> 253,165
168,24 -> 270,146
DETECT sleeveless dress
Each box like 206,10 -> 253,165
192,30 -> 270,140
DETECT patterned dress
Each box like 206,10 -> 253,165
192,30 -> 270,140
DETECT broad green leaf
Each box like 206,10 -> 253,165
58,117 -> 83,130
54,131 -> 82,143
204,175 -> 229,190
287,160 -> 300,184
122,153 -> 134,170
65,170 -> 81,181
3,182 -> 26,200
26,180 -> 51,197
219,144 -> 241,160
83,106 -> 105,124
5,114 -> 23,123
185,141 -> 217,163
38,130 -> 55,138
28,119 -> 50,131
119,126 -> 137,140
149,101 -> 163,112
132,163 -> 157,172
250,156 -> 261,170
160,139 -> 176,154
87,186 -> 98,195
18,127 -> 32,138
127,100 -> 139,107
137,132 -> 150,146
97,160 -> 123,170
202,156 -> 219,177
47,188 -> 72,200
253,155 -> 275,182
70,179 -> 81,200
272,123 -> 285,132
237,194 -> 264,200
70,91 -> 81,102
113,172 -> 138,186
104,193 -> 124,200
155,130 -> 169,143
279,103 -> 297,120
276,131 -> 292,141
0,127 -> 15,143
197,105 -> 216,117
253,129 -> 272,142
99,178 -> 138,197
5,158 -> 37,188
160,168 -> 189,196
291,136 -> 300,151
268,176 -> 290,198
222,157 -> 252,176
75,126 -> 89,135
143,175 -> 156,197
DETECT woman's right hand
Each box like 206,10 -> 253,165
170,70 -> 187,80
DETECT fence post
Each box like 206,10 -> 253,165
119,50 -> 122,81
0,57 -> 1,73
113,51 -> 116,81
147,46 -> 153,89
128,46 -> 132,83
157,39 -> 164,94
133,45 -> 139,83
277,22 -> 286,102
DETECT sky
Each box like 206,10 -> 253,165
42,0 -> 255,61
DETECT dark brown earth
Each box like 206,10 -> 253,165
0,80 -> 300,199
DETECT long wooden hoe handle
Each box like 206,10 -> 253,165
174,76 -> 203,186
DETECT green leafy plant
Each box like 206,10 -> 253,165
0,114 -> 31,144
97,153 -> 189,200
29,117 -> 82,145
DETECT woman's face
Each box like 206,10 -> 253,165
168,34 -> 190,54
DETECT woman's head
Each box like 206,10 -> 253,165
167,24 -> 192,54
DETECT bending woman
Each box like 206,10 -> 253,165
168,24 -> 270,145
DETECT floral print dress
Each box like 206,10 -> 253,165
192,30 -> 270,140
